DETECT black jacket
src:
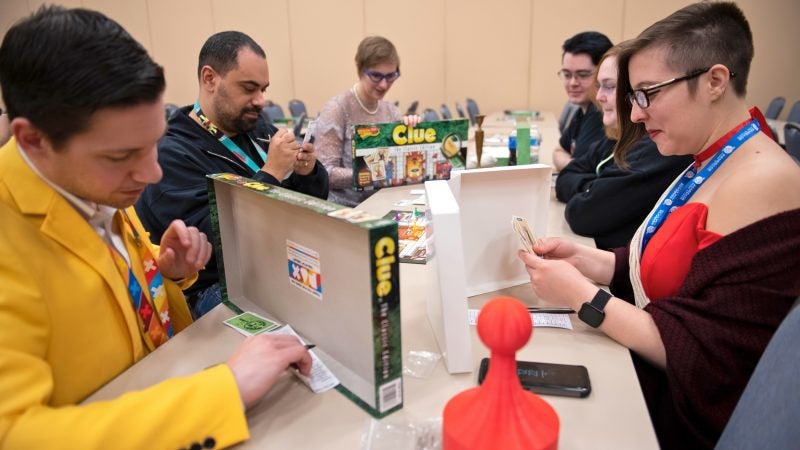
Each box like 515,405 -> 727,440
555,136 -> 692,249
558,103 -> 605,160
135,106 -> 329,296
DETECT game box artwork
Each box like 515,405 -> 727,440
351,119 -> 469,191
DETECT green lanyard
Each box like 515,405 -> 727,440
193,101 -> 266,173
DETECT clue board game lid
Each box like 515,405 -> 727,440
207,173 -> 402,418
424,180 -> 473,374
351,119 -> 469,191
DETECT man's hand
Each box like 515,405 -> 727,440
293,141 -> 317,176
262,128 -> 301,180
227,334 -> 313,409
157,219 -> 212,280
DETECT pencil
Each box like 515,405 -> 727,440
527,307 -> 575,314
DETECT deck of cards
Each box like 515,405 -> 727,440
511,215 -> 538,254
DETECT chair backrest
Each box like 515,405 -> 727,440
405,100 -> 419,115
440,104 -> 453,120
716,299 -> 800,449
165,103 -> 180,121
466,98 -> 480,125
421,108 -> 439,122
455,102 -> 466,119
764,96 -> 785,120
786,100 -> 800,124
558,101 -> 580,133
784,122 -> 800,162
262,101 -> 285,122
288,99 -> 307,118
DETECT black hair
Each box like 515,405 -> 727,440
562,31 -> 614,66
197,31 -> 266,79
615,1 -> 753,165
0,5 -> 165,148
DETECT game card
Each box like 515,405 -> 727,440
224,311 -> 281,336
511,215 -> 538,253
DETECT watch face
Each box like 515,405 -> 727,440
579,303 -> 604,328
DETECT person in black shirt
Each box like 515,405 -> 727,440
552,31 -> 612,172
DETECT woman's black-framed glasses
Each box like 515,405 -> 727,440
626,67 -> 711,109
364,69 -> 401,84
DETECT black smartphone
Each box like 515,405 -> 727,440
477,358 -> 591,398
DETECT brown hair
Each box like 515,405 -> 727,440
355,36 -> 399,74
614,1 -> 753,165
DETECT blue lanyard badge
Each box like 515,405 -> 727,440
640,119 -> 761,254
193,101 -> 267,173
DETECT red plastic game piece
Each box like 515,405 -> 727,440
442,296 -> 560,449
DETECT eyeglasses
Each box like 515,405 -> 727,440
364,69 -> 401,84
557,69 -> 594,81
626,67 -> 711,109
596,81 -> 616,95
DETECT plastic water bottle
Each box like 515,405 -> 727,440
530,124 -> 541,148
508,130 -> 517,166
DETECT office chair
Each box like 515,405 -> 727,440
421,108 -> 439,122
455,103 -> 466,119
716,299 -> 800,449
165,103 -> 180,121
786,100 -> 800,124
405,100 -> 419,115
262,101 -> 285,122
764,96 -> 785,120
288,99 -> 307,118
440,104 -> 453,120
558,101 -> 580,133
784,122 -> 800,162
466,98 -> 480,125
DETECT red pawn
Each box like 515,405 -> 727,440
443,296 -> 559,450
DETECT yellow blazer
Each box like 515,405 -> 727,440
0,140 -> 248,449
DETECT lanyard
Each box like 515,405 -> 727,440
640,117 -> 761,254
193,101 -> 267,173
109,210 -> 173,350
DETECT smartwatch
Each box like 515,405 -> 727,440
578,289 -> 612,328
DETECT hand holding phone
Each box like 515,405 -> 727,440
478,358 -> 591,398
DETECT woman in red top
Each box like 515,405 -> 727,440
518,2 -> 800,449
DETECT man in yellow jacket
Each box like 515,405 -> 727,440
0,6 -> 311,449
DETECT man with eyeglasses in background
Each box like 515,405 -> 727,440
551,31 -> 613,172
136,31 -> 329,319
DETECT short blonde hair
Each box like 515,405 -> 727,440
355,36 -> 399,74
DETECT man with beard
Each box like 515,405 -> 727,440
136,31 -> 329,318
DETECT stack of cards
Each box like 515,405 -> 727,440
511,215 -> 538,253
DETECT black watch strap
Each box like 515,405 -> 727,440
578,289 -> 612,328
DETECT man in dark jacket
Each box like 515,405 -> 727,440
136,31 -> 328,318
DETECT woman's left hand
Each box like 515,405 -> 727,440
518,250 -> 598,310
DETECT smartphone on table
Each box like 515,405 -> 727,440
477,358 -> 591,398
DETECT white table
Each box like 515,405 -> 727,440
86,181 -> 657,449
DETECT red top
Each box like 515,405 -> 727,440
640,107 -> 771,300
641,203 -> 722,299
